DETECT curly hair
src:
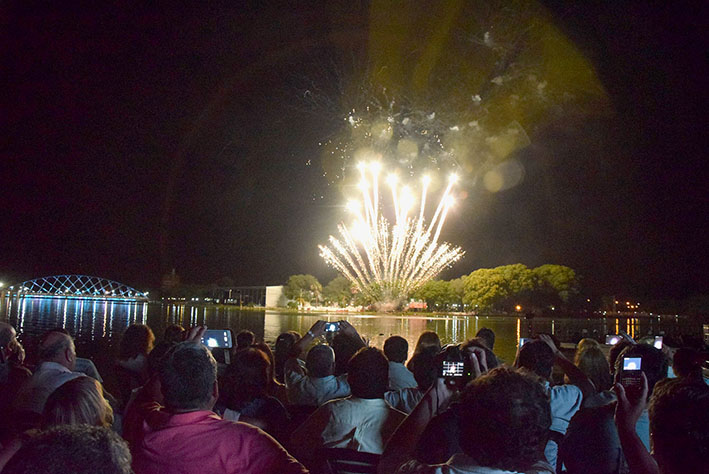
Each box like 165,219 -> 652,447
4,425 -> 131,474
118,324 -> 154,360
458,367 -> 551,471
221,348 -> 271,410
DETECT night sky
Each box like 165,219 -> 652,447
2,1 -> 706,300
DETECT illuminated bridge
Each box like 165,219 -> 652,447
12,275 -> 149,301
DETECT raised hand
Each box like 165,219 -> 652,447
613,371 -> 648,432
185,326 -> 207,344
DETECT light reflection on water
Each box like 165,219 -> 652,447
1,296 -> 700,372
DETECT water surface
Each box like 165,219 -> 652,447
1,297 -> 699,375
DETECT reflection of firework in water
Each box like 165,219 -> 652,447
319,162 -> 464,307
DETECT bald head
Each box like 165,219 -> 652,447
39,330 -> 76,370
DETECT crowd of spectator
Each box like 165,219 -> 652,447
0,318 -> 707,473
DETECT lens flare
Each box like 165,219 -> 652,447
319,164 -> 464,306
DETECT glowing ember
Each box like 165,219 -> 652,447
319,163 -> 464,307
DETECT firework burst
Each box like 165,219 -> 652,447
319,162 -> 464,306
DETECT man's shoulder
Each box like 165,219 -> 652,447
549,384 -> 584,413
550,383 -> 582,399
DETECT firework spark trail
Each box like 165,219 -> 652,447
319,163 -> 464,305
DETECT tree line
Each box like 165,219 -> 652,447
284,263 -> 578,313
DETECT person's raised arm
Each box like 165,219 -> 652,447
290,320 -> 327,358
379,350 -> 486,473
614,373 -> 659,474
378,378 -> 455,473
338,320 -> 366,349
284,321 -> 327,377
539,334 -> 595,399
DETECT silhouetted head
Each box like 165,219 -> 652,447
517,339 -> 554,380
221,347 -> 270,410
251,342 -> 276,382
576,338 -> 600,352
274,331 -> 299,381
458,367 -> 551,471
330,332 -> 361,375
159,342 -> 218,411
0,322 -> 16,348
475,328 -> 495,351
306,344 -> 335,378
409,346 -> 438,391
0,322 -> 17,361
163,324 -> 185,344
672,347 -> 705,379
383,336 -> 408,363
575,346 -> 612,392
348,347 -> 389,399
235,330 -> 255,350
413,331 -> 441,354
118,324 -> 154,360
649,381 -> 709,474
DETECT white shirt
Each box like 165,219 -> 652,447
291,396 -> 406,458
543,382 -> 583,469
14,361 -> 84,414
385,387 -> 424,414
285,367 -> 350,407
389,361 -> 418,391
394,453 -> 554,474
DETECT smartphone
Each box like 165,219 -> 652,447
440,360 -> 466,377
620,356 -> 643,388
653,336 -> 663,349
201,329 -> 233,349
325,322 -> 340,332
519,337 -> 531,347
606,335 -> 622,345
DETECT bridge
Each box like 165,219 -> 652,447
9,275 -> 149,301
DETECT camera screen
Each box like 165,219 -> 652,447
623,357 -> 642,371
606,335 -> 621,345
441,361 -> 465,377
325,323 -> 339,332
201,330 -> 233,349
653,336 -> 663,349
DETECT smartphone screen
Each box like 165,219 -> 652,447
325,322 -> 340,332
621,356 -> 643,390
201,329 -> 233,349
441,360 -> 465,377
606,335 -> 621,345
653,336 -> 663,349
623,357 -> 642,371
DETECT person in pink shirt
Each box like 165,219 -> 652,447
130,327 -> 307,474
